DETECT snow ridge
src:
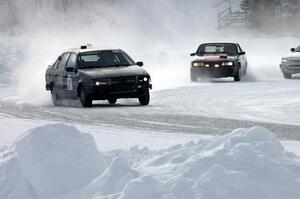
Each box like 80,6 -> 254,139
1,124 -> 300,199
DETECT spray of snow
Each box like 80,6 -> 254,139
0,0 -> 299,105
1,0 -> 215,104
1,123 -> 300,199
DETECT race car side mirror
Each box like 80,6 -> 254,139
66,66 -> 76,72
136,62 -> 144,67
291,48 -> 295,52
238,52 -> 246,55
190,53 -> 196,56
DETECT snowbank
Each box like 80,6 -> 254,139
1,124 -> 300,199
0,124 -> 107,199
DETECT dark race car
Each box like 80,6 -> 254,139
190,43 -> 247,82
280,46 -> 300,79
45,46 -> 152,107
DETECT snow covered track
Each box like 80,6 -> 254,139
1,81 -> 300,140
1,103 -> 300,141
1,123 -> 300,199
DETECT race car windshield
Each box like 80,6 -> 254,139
196,43 -> 238,56
78,51 -> 136,69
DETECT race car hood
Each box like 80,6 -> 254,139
194,54 -> 237,62
78,65 -> 149,79
283,52 -> 300,61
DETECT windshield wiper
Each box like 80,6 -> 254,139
78,66 -> 96,69
103,64 -> 132,67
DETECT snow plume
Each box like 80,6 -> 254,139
0,0 -> 299,105
0,0 -> 216,104
1,123 -> 300,199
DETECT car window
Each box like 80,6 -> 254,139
66,54 -> 77,68
81,54 -> 99,62
237,44 -> 243,53
78,50 -> 135,69
205,46 -> 224,53
197,43 -> 238,56
53,59 -> 60,69
58,53 -> 70,70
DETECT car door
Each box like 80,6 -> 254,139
64,53 -> 79,99
56,53 -> 71,98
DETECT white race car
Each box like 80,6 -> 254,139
280,46 -> 300,79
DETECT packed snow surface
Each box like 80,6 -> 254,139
2,38 -> 300,125
1,123 -> 300,199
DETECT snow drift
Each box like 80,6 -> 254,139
0,124 -> 107,199
1,124 -> 300,199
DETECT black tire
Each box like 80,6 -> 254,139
283,72 -> 292,79
138,90 -> 150,106
234,69 -> 241,82
51,87 -> 59,106
108,98 -> 117,104
79,86 -> 92,107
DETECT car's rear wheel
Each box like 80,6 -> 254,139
51,87 -> 59,106
79,87 -> 92,107
283,72 -> 292,79
138,90 -> 150,106
108,98 -> 117,104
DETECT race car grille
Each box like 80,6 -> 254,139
289,65 -> 300,67
204,62 -> 221,68
111,76 -> 137,84
110,76 -> 138,93
287,60 -> 300,66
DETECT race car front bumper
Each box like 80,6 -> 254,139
280,64 -> 300,74
190,67 -> 235,78
84,82 -> 152,100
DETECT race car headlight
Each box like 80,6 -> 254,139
95,78 -> 111,86
192,62 -> 204,67
139,76 -> 151,82
282,58 -> 289,63
222,61 -> 234,66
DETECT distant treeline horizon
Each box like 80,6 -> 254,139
240,0 -> 300,34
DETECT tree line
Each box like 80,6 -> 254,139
240,0 -> 300,30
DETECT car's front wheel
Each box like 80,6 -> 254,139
79,87 -> 92,107
283,72 -> 292,79
138,90 -> 150,106
108,98 -> 117,104
234,69 -> 241,82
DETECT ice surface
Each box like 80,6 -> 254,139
1,123 -> 300,199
